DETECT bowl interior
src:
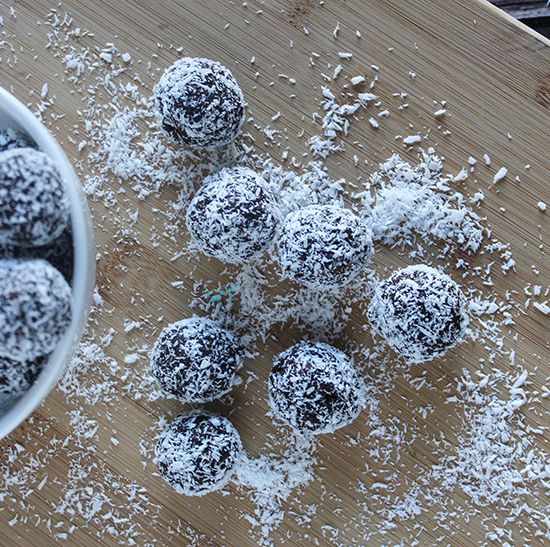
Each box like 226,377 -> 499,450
0,87 -> 95,439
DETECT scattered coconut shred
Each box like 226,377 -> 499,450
0,7 -> 549,547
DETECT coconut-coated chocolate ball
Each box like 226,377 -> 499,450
154,57 -> 245,148
0,354 -> 45,397
186,166 -> 281,264
367,264 -> 468,363
0,224 -> 74,284
155,412 -> 242,496
269,341 -> 365,435
0,148 -> 70,247
277,204 -> 373,289
151,317 -> 244,404
0,259 -> 73,361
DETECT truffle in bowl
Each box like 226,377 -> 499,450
0,86 -> 95,439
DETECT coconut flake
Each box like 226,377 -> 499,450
493,167 -> 507,184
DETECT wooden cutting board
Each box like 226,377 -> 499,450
1,0 -> 550,546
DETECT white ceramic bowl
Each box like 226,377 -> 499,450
0,86 -> 95,439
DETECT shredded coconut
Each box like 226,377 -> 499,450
357,151 -> 486,255
493,166 -> 508,184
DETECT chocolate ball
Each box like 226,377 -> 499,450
367,265 -> 468,363
0,148 -> 70,247
0,355 -> 45,397
186,166 -> 281,264
278,204 -> 373,289
154,57 -> 245,148
0,259 -> 73,361
151,317 -> 244,404
269,341 -> 365,435
155,412 -> 242,496
0,224 -> 74,284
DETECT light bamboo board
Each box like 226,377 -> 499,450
1,0 -> 550,546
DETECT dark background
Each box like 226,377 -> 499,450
490,0 -> 550,38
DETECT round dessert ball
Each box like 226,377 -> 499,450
155,412 -> 243,496
269,341 -> 365,435
186,166 -> 281,264
150,317 -> 244,404
0,355 -> 45,397
154,57 -> 245,148
277,204 -> 373,289
0,259 -> 73,361
367,264 -> 468,363
0,148 -> 70,247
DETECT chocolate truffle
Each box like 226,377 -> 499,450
277,204 -> 373,289
0,148 -> 70,247
0,259 -> 73,361
154,57 -> 245,148
0,355 -> 45,397
367,264 -> 468,363
269,341 -> 365,435
155,412 -> 242,496
151,317 -> 244,404
186,166 -> 281,264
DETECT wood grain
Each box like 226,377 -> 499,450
0,0 -> 550,546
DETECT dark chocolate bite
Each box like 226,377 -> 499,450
155,412 -> 242,496
0,354 -> 45,397
0,259 -> 73,362
186,166 -> 281,264
151,317 -> 244,404
0,148 -> 70,247
154,57 -> 245,148
277,204 -> 373,289
269,341 -> 365,435
367,264 -> 467,363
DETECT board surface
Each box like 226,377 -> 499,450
1,1 -> 550,546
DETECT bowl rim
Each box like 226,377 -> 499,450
0,86 -> 96,440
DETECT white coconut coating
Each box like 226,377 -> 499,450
367,264 -> 468,363
155,412 -> 243,496
277,204 -> 373,289
269,341 -> 366,435
0,259 -> 73,361
0,148 -> 70,247
150,317 -> 244,404
154,57 -> 245,148
186,166 -> 282,264
0,355 -> 45,397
